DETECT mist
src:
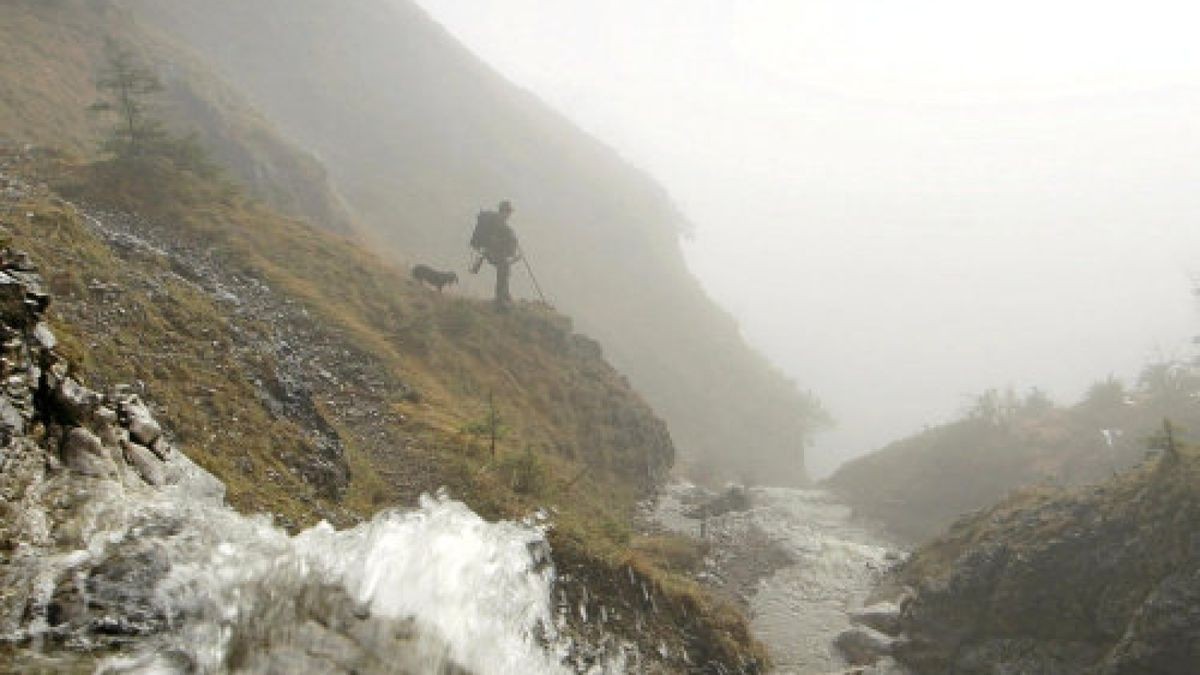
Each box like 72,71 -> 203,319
415,0 -> 1200,477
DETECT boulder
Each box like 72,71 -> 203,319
98,423 -> 123,449
121,398 -> 163,446
61,427 -> 117,478
95,406 -> 118,426
122,440 -> 165,487
685,484 -> 752,519
149,435 -> 172,461
0,396 -> 24,438
0,272 -> 28,325
32,322 -> 56,351
836,626 -> 898,667
128,414 -> 162,447
63,426 -> 104,456
851,601 -> 904,636
54,377 -> 100,424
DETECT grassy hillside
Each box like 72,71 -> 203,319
890,445 -> 1200,673
125,0 -> 829,485
0,0 -> 354,233
0,144 -> 764,670
828,376 -> 1200,542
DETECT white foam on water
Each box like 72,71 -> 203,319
292,495 -> 567,674
149,485 -> 570,674
2,449 -> 571,674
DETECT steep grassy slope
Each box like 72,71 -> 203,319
827,380 -> 1197,542
0,146 -> 765,670
0,0 -> 354,233
889,446 -> 1200,673
126,0 -> 829,485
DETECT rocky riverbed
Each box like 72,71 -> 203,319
645,482 -> 908,674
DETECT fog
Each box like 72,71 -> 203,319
415,0 -> 1200,477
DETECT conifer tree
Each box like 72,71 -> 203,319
90,39 -> 166,160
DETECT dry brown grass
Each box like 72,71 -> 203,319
0,153 -> 765,667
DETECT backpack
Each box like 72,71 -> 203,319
471,210 -> 518,259
470,210 -> 498,250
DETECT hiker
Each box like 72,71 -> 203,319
469,200 -> 521,308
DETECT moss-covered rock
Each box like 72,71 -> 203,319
887,448 -> 1200,674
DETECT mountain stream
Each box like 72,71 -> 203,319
648,483 -> 902,674
3,451 -> 599,674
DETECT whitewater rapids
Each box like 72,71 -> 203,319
7,449 -> 594,674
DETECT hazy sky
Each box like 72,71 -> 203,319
414,0 -> 1200,477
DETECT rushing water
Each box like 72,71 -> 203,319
5,451 -> 595,674
8,438 -> 895,675
650,482 -> 901,674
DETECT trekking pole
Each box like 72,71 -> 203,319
517,245 -> 549,305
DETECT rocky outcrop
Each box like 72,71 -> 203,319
874,451 -> 1200,674
0,227 -> 181,498
0,247 -> 193,651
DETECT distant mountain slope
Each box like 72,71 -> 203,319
0,0 -> 355,233
127,0 -> 828,484
828,374 -> 1199,542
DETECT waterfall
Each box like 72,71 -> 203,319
7,450 -> 580,675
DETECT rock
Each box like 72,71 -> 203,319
54,377 -> 99,424
0,272 -> 28,325
25,290 -> 50,314
98,423 -> 122,449
63,426 -> 104,457
888,451 -> 1200,674
836,626 -> 898,667
0,396 -> 24,439
46,575 -> 88,629
122,440 -> 165,487
6,269 -> 48,317
1101,566 -> 1200,673
861,656 -> 911,674
86,542 -> 172,637
684,484 -> 751,519
32,322 -> 55,351
8,251 -> 37,272
149,435 -> 172,461
61,427 -> 117,478
851,601 -> 904,636
95,650 -> 197,674
95,406 -> 118,426
120,398 -> 163,446
128,414 -> 162,447
48,357 -> 68,375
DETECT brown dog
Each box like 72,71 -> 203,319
412,264 -> 458,292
